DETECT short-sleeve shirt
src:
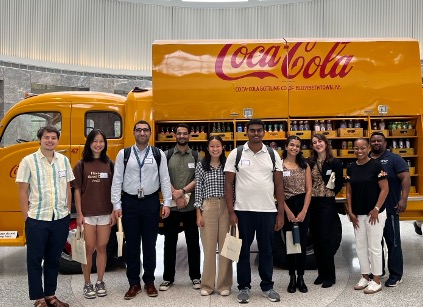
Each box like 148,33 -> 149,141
346,158 -> 387,215
16,148 -> 74,221
224,142 -> 282,212
166,146 -> 197,212
373,150 -> 409,214
72,159 -> 114,217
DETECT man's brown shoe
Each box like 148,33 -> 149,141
124,284 -> 142,300
144,283 -> 158,297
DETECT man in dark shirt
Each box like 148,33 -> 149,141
370,132 -> 411,287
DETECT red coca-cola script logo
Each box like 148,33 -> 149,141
215,42 -> 354,80
10,164 -> 19,178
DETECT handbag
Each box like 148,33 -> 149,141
221,225 -> 242,262
170,192 -> 191,207
285,231 -> 302,254
71,225 -> 87,264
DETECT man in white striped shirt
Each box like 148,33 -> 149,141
16,126 -> 74,307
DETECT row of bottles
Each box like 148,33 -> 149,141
236,122 -> 285,133
391,139 -> 412,149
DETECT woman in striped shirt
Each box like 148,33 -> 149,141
194,135 -> 232,297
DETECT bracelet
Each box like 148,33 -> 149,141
374,206 -> 380,211
182,188 -> 186,194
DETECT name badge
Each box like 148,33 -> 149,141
326,169 -> 332,175
283,170 -> 291,177
240,159 -> 250,166
188,163 -> 195,169
145,158 -> 153,164
99,172 -> 108,179
58,170 -> 66,178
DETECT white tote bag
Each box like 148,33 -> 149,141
71,225 -> 87,264
221,225 -> 242,262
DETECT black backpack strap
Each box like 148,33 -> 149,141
108,159 -> 114,176
80,159 -> 85,186
123,147 -> 132,176
166,147 -> 174,163
267,146 -> 276,172
191,150 -> 199,166
234,145 -> 243,172
151,146 -> 162,169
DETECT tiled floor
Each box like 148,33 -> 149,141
1,215 -> 423,307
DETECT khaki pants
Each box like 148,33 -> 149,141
200,197 -> 233,293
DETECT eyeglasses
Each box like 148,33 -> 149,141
134,128 -> 150,133
353,147 -> 368,151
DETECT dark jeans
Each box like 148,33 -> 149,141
25,215 -> 70,300
122,192 -> 161,285
236,211 -> 276,291
309,197 -> 341,283
383,213 -> 403,281
162,209 -> 201,282
282,194 -> 310,276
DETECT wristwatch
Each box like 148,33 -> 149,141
374,206 -> 380,211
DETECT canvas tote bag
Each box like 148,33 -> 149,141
71,225 -> 87,264
221,224 -> 242,262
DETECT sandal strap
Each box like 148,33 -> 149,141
45,296 -> 69,307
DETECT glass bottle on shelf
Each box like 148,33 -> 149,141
212,122 -> 217,133
304,120 -> 310,131
405,139 -> 411,149
299,121 -> 304,131
372,122 -> 377,130
379,119 -> 385,130
392,139 -> 398,149
327,120 -> 333,131
398,139 -> 404,149
216,122 -> 221,133
314,120 -> 320,131
190,126 -> 195,135
348,119 -> 353,128
354,120 -> 361,128
237,123 -> 242,132
195,126 -> 200,134
292,121 -> 298,131
320,120 -> 326,131
201,126 -> 205,133
340,120 -> 347,128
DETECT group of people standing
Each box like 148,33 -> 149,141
16,119 -> 410,307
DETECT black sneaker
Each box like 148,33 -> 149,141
413,221 -> 422,235
385,278 -> 403,287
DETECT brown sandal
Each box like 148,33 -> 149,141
34,299 -> 48,307
44,296 -> 69,307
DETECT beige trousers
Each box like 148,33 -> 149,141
200,197 -> 233,294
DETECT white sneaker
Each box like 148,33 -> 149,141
200,289 -> 211,296
220,289 -> 231,296
363,280 -> 382,294
354,277 -> 369,290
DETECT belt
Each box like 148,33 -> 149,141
122,191 -> 158,199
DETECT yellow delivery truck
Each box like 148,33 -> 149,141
0,38 -> 422,272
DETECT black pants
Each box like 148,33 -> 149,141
162,209 -> 201,283
383,213 -> 403,281
25,215 -> 70,300
122,192 -> 160,285
309,196 -> 341,282
282,193 -> 310,276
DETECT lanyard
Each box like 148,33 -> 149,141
133,145 -> 150,185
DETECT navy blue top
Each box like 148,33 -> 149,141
374,150 -> 409,214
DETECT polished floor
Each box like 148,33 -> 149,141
1,215 -> 422,307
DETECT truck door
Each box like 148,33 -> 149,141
0,102 -> 71,245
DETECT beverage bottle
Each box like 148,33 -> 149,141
372,122 -> 377,130
292,223 -> 300,245
212,122 -> 217,133
292,121 -> 298,131
342,141 -> 347,149
379,119 -> 385,130
304,120 -> 310,130
405,139 -> 411,148
320,120 -> 326,131
399,139 -> 404,149
340,120 -> 347,128
299,121 -> 304,131
237,123 -> 242,132
354,120 -> 361,128
392,139 -> 398,149
327,120 -> 333,130
314,121 -> 320,131
348,120 -> 353,128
